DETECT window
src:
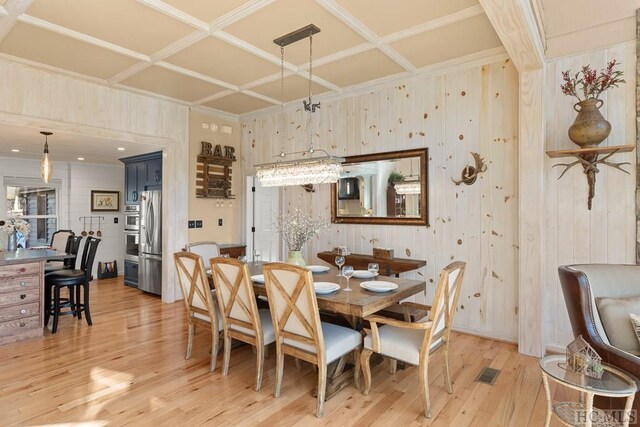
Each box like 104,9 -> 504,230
5,180 -> 59,248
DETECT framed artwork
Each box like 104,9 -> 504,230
91,190 -> 120,212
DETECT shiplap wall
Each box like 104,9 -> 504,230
0,58 -> 189,302
0,157 -> 124,277
242,58 -> 520,341
544,41 -> 637,349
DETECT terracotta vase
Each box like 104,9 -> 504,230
568,99 -> 611,148
286,250 -> 306,267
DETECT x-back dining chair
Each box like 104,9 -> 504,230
185,241 -> 220,270
173,251 -> 222,372
263,263 -> 363,418
361,261 -> 466,418
210,257 -> 275,391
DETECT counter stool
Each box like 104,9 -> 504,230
45,235 -> 83,317
45,237 -> 101,334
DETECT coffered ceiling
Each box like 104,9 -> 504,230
0,0 -> 504,117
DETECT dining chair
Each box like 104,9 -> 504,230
185,241 -> 220,269
210,257 -> 275,391
44,237 -> 101,334
263,263 -> 363,418
50,229 -> 74,252
173,251 -> 222,372
360,261 -> 466,418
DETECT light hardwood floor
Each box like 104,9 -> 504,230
0,277 -> 564,426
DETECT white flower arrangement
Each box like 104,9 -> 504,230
276,208 -> 328,251
0,218 -> 30,236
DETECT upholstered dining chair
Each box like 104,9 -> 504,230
210,257 -> 275,391
50,229 -> 74,252
263,263 -> 363,418
174,251 -> 222,372
360,261 -> 466,418
185,241 -> 220,270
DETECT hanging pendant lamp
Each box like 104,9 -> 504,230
40,131 -> 53,184
255,24 -> 344,187
394,157 -> 421,195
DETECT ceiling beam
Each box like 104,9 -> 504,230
0,6 -> 8,17
479,0 -> 544,72
0,0 -> 32,44
135,0 -> 208,31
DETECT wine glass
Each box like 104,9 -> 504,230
253,248 -> 262,262
342,266 -> 354,292
335,256 -> 345,276
368,263 -> 379,280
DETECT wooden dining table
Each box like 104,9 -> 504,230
209,261 -> 426,399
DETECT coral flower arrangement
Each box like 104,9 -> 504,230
561,60 -> 625,101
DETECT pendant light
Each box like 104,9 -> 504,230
395,157 -> 421,195
255,24 -> 344,187
40,131 -> 53,184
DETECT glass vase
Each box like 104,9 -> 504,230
6,232 -> 17,252
286,250 -> 306,267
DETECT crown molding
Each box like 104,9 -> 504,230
189,105 -> 240,122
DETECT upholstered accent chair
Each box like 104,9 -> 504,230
360,261 -> 466,418
210,257 -> 275,391
262,263 -> 362,418
174,251 -> 222,372
559,264 -> 640,414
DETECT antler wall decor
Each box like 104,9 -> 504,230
547,145 -> 633,210
452,152 -> 487,185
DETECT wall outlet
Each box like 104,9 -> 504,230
195,220 -> 203,228
218,218 -> 223,226
114,217 -> 118,224
188,220 -> 196,229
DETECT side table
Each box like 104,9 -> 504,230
540,355 -> 638,427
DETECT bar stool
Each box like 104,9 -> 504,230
45,237 -> 101,334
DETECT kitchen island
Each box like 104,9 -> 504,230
0,249 -> 69,345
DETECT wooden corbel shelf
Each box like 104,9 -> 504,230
546,144 -> 634,210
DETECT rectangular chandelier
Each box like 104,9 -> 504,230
256,155 -> 344,187
394,180 -> 421,195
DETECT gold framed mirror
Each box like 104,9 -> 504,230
331,148 -> 428,226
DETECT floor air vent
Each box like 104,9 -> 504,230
475,367 -> 500,385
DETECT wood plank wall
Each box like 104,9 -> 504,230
544,41 -> 637,349
242,58 -> 520,342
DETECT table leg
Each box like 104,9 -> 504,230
541,372 -> 552,427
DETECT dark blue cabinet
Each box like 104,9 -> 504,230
120,152 -> 162,205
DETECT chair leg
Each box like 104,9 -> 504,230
44,284 -> 51,326
353,347 -> 362,390
210,326 -> 219,372
443,340 -> 453,394
52,286 -> 60,334
361,349 -> 373,395
82,284 -> 92,326
222,333 -> 232,376
389,359 -> 397,374
75,285 -> 81,320
254,344 -> 264,392
274,345 -> 284,398
316,362 -> 327,418
295,357 -> 302,369
186,321 -> 195,360
419,360 -> 432,418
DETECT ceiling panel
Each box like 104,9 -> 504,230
335,0 -> 479,36
314,49 -> 404,88
121,66 -> 226,102
165,36 -> 280,86
251,74 -> 329,102
0,23 -> 138,80
390,14 -> 501,69
540,0 -> 640,37
161,0 -> 248,23
224,0 -> 365,65
204,93 -> 275,115
0,124 -> 157,165
27,0 -> 194,55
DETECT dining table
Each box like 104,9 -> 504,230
209,261 -> 426,399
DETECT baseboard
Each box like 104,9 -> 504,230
451,325 -> 517,346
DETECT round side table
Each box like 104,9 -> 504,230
540,355 -> 638,427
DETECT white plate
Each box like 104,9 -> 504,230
314,282 -> 341,295
251,274 -> 265,283
307,265 -> 330,273
360,281 -> 398,292
353,270 -> 377,279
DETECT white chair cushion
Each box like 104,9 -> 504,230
364,324 -> 439,366
193,308 -> 223,331
230,308 -> 276,345
286,322 -> 362,364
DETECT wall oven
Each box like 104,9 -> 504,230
124,204 -> 140,231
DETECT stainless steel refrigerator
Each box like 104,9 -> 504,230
138,190 -> 162,295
